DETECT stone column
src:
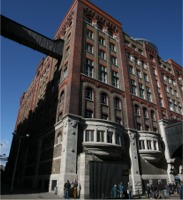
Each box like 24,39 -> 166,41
57,115 -> 79,196
77,153 -> 94,199
159,119 -> 175,183
127,128 -> 142,195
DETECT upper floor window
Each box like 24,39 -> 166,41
135,105 -> 140,116
85,110 -> 93,118
99,65 -> 107,83
143,108 -> 148,118
116,117 -> 122,125
110,43 -> 116,52
139,140 -> 145,150
63,64 -> 68,78
99,49 -> 106,60
139,83 -> 144,98
85,130 -> 94,141
108,30 -> 113,37
85,87 -> 93,100
101,114 -> 108,120
86,17 -> 92,24
144,73 -> 148,82
129,65 -> 134,74
114,97 -> 121,109
112,71 -> 119,88
85,59 -> 93,77
111,56 -> 117,66
87,29 -> 93,39
86,43 -> 93,54
60,91 -> 64,103
147,140 -> 152,149
97,130 -> 104,142
107,131 -> 113,143
101,93 -> 108,105
131,79 -> 136,95
150,110 -> 156,121
97,23 -> 103,31
137,69 -> 142,78
98,36 -> 105,46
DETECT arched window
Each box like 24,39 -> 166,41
101,93 -> 108,105
143,108 -> 148,118
114,97 -> 121,109
134,105 -> 140,116
150,110 -> 156,121
85,87 -> 93,100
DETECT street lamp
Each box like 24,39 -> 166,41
10,132 -> 29,192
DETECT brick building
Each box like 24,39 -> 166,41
6,0 -> 183,198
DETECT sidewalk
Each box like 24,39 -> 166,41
1,184 -> 180,199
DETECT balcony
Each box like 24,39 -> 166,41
138,131 -> 163,163
83,119 -> 127,158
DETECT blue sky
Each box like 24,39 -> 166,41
1,0 -> 182,161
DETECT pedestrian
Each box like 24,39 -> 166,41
179,183 -> 183,200
146,183 -> 151,198
118,182 -> 124,199
111,184 -> 118,199
73,179 -> 78,199
127,182 -> 133,199
64,180 -> 71,199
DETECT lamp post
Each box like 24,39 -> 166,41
10,132 -> 29,192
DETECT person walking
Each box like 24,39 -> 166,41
64,180 -> 71,199
127,182 -> 133,199
111,184 -> 118,199
146,183 -> 151,198
118,182 -> 124,199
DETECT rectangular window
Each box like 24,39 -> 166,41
153,141 -> 157,150
112,71 -> 119,88
85,110 -> 93,118
99,50 -> 106,60
107,131 -> 113,143
111,56 -> 117,66
144,73 -> 148,82
85,130 -> 94,142
97,130 -> 104,142
139,140 -> 145,150
87,29 -> 93,39
137,123 -> 141,130
110,43 -> 116,52
147,140 -> 152,150
129,66 -> 134,74
99,65 -> 107,83
63,66 -> 68,78
139,84 -> 144,98
98,36 -> 105,46
101,114 -> 108,120
116,117 -> 121,124
137,70 -> 141,78
131,80 -> 136,95
115,133 -> 121,145
86,43 -> 93,54
85,59 -> 93,77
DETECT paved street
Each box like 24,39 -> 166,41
1,184 -> 180,199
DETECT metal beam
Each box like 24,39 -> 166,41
1,15 -> 64,59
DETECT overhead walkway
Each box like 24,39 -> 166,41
1,15 -> 64,59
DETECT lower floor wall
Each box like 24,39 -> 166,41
12,115 -> 183,199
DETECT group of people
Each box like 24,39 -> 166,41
64,179 -> 81,199
145,182 -> 183,199
111,182 -> 133,199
